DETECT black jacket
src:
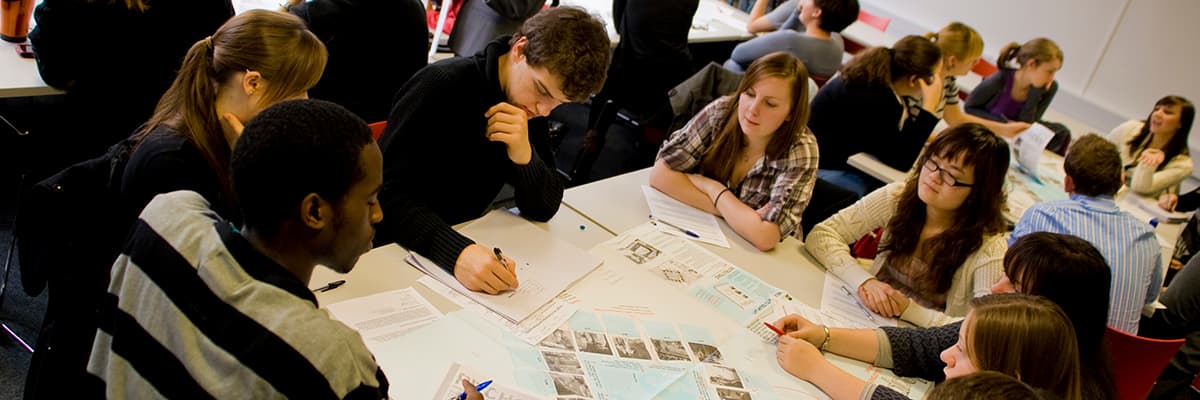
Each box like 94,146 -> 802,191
808,76 -> 939,171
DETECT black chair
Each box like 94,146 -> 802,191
447,0 -> 541,57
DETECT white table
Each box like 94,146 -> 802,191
0,40 -> 60,98
563,167 -> 828,306
559,0 -> 754,45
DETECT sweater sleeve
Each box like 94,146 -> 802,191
375,68 -> 476,272
879,323 -> 960,382
1131,155 -> 1193,196
805,183 -> 902,288
508,149 -> 564,222
1029,80 -> 1058,122
962,72 -> 1006,122
901,235 -> 1005,326
864,385 -> 913,400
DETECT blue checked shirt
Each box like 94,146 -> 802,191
1010,194 -> 1162,334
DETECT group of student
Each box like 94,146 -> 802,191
15,0 -> 1200,399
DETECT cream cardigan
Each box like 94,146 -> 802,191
1107,120 -> 1193,197
804,183 -> 1007,327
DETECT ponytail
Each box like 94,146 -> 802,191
841,35 -> 941,89
998,38 -> 1062,70
996,42 -> 1021,69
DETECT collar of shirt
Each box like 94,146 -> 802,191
217,221 -> 319,307
1069,193 -> 1121,213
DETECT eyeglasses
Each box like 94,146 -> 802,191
923,159 -> 973,187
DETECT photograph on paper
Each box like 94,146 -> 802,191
542,350 -> 584,375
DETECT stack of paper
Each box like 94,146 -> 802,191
642,185 -> 731,248
408,210 -> 602,323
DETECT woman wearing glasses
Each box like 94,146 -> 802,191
806,124 -> 1010,327
807,35 -> 942,197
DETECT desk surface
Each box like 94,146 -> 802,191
564,167 -> 828,306
560,0 -> 753,44
0,41 -> 61,98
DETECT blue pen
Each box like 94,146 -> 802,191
653,218 -> 700,239
457,380 -> 492,400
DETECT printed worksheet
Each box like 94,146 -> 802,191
643,185 -> 731,248
819,273 -> 898,329
417,276 -> 580,345
324,288 -> 442,344
435,362 -> 544,400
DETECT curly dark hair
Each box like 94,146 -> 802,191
230,99 -> 374,236
509,6 -> 611,101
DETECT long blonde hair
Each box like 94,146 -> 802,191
924,22 -> 983,66
137,10 -> 327,199
699,52 -> 810,185
997,38 -> 1062,70
966,294 -> 1083,400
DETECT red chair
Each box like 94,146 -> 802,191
857,10 -> 890,31
843,11 -> 891,55
971,59 -> 999,77
1106,326 -> 1185,400
368,121 -> 387,141
811,74 -> 831,88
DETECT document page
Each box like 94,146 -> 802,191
324,288 -> 443,345
819,273 -> 898,329
643,185 -> 731,248
408,210 -> 602,323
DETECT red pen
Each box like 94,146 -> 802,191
763,322 -> 786,336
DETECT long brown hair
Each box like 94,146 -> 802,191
882,123 -> 1009,293
137,10 -> 327,199
967,294 -> 1083,400
924,22 -> 983,66
699,52 -> 810,185
1127,95 -> 1195,171
840,35 -> 940,89
997,38 -> 1062,70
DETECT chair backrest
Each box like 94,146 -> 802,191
811,74 -> 831,88
1105,326 -> 1186,400
857,10 -> 890,31
972,59 -> 999,77
368,121 -> 387,141
448,0 -> 534,57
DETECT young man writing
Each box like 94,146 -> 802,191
1010,134 -> 1162,334
375,6 -> 610,294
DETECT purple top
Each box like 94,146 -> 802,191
988,72 -> 1024,121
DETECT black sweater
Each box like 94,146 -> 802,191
289,0 -> 428,123
808,76 -> 939,172
375,36 -> 563,272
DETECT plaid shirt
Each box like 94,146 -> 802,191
657,96 -> 819,238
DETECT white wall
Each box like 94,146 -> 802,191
860,0 -> 1200,132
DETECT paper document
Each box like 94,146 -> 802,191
435,362 -> 544,400
1013,122 -> 1055,175
324,288 -> 442,344
1125,191 -> 1192,223
417,275 -> 579,345
642,185 -> 731,248
820,273 -> 898,329
408,209 -> 602,323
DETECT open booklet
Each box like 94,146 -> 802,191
407,209 -> 602,323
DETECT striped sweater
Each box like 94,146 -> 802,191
87,191 -> 388,399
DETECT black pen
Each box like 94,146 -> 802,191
313,279 -> 346,293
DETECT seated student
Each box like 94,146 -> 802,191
1010,134 -> 1162,335
806,124 -> 1009,327
777,294 -> 1082,400
374,7 -> 610,294
926,371 -> 1044,400
724,0 -> 858,78
963,38 -> 1068,152
1106,95 -> 1195,203
1143,252 -> 1200,399
780,232 -> 1116,399
122,10 -> 326,226
807,35 -> 942,197
650,52 -> 818,250
286,0 -> 428,123
918,22 -> 1029,138
90,100 -> 385,397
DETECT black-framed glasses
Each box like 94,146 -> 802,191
923,159 -> 973,187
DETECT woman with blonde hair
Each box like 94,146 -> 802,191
776,293 -> 1082,400
121,10 -> 327,223
651,51 -> 818,250
919,22 -> 1030,138
964,38 -> 1068,151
